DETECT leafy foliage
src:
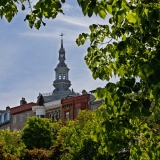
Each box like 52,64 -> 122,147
22,148 -> 48,160
0,129 -> 24,159
22,139 -> 69,160
21,117 -> 54,149
0,0 -> 64,29
48,138 -> 69,160
76,0 -> 160,159
59,110 -> 105,159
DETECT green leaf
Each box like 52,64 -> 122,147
106,4 -> 112,14
127,11 -> 137,24
5,14 -> 12,22
88,8 -> 93,17
98,10 -> 106,19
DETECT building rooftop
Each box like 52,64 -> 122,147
10,102 -> 36,115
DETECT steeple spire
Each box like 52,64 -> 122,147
59,33 -> 65,62
59,33 -> 64,49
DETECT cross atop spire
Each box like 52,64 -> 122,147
59,33 -> 64,48
59,33 -> 64,39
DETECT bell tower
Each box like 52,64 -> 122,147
52,34 -> 71,99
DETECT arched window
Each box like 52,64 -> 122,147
49,113 -> 53,119
54,112 -> 57,120
56,111 -> 60,119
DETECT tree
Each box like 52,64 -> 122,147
76,0 -> 160,159
21,148 -> 48,160
21,117 -> 54,149
22,139 -> 69,160
0,141 -> 18,160
0,129 -> 24,159
47,138 -> 69,160
0,141 -> 7,160
59,110 -> 105,159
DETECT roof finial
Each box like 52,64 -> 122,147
59,33 -> 64,48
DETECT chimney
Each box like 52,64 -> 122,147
6,106 -> 10,110
82,89 -> 87,95
20,97 -> 27,105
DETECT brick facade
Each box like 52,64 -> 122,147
61,94 -> 90,124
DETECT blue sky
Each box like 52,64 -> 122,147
0,1 -> 118,109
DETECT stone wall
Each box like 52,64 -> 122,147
10,110 -> 35,131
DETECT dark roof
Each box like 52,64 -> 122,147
57,62 -> 67,67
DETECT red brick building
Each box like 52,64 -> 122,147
61,94 -> 90,124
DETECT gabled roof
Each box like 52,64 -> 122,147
10,102 -> 36,115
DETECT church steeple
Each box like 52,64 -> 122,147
52,34 -> 71,99
59,33 -> 65,63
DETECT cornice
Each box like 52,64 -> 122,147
32,106 -> 45,112
44,100 -> 62,110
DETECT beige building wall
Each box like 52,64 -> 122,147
10,110 -> 35,131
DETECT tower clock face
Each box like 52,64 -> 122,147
60,54 -> 64,57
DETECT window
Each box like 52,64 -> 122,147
13,116 -> 16,123
54,113 -> 57,120
76,108 -> 80,116
57,112 -> 60,120
63,73 -> 65,79
49,113 -> 53,119
4,114 -> 7,121
65,112 -> 69,119
40,115 -> 45,118
59,73 -> 61,79
7,112 -> 10,120
20,115 -> 23,121
27,113 -> 30,117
